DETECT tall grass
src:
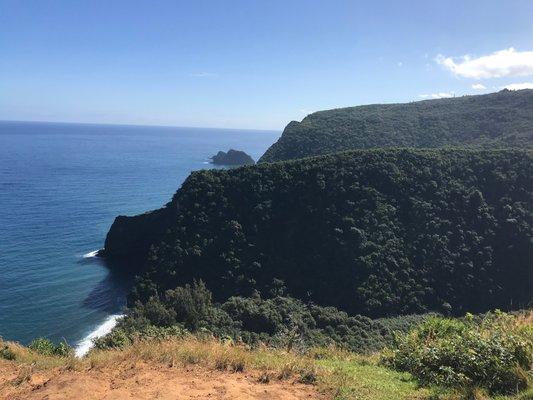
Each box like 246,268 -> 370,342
1,336 -> 427,399
1,311 -> 531,400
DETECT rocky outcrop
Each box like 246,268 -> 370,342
98,206 -> 174,267
211,149 -> 255,166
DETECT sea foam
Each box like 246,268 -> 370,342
74,314 -> 123,357
82,249 -> 101,258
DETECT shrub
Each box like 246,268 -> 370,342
93,328 -> 132,349
94,324 -> 188,350
28,338 -> 72,357
165,280 -> 215,330
382,311 -> 533,395
0,344 -> 16,360
128,280 -> 228,331
107,281 -> 432,353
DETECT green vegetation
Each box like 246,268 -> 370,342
27,338 -> 72,357
1,344 -> 16,360
95,281 -> 432,353
105,149 -> 532,318
382,312 -> 533,396
0,336 -> 432,400
94,93 -> 533,399
2,311 -> 530,399
95,310 -> 533,398
318,356 -> 427,400
259,89 -> 533,163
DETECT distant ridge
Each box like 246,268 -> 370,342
259,89 -> 533,163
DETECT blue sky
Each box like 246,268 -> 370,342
1,0 -> 533,130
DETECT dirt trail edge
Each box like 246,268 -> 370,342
0,360 -> 325,400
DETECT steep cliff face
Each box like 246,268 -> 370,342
100,90 -> 533,316
100,206 -> 175,266
259,89 -> 533,163
104,149 -> 532,316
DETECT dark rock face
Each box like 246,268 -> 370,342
99,206 -> 175,268
211,149 -> 255,165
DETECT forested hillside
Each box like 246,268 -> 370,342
104,149 -> 532,318
259,90 -> 533,163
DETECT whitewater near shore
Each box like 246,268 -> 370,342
74,313 -> 122,357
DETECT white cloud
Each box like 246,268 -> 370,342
436,47 -> 533,79
189,72 -> 218,78
471,83 -> 486,90
397,61 -> 403,67
501,82 -> 533,90
418,92 -> 454,99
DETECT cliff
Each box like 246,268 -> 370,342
99,206 -> 175,266
103,149 -> 532,317
259,89 -> 533,163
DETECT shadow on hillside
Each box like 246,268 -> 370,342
78,257 -> 134,313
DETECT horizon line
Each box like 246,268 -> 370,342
0,119 -> 281,133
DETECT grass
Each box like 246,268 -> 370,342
301,348 -> 429,400
0,335 -> 530,400
85,339 -> 433,399
0,337 -> 425,398
318,357 -> 428,400
0,341 -> 73,370
86,337 -> 321,384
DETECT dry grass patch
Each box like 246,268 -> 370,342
0,339 -> 79,372
86,336 -> 320,384
83,338 -> 430,399
1,337 -> 402,398
11,336 -> 524,400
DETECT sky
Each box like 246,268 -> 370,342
1,0 -> 533,130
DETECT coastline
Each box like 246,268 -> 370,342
74,314 -> 123,357
76,249 -> 122,357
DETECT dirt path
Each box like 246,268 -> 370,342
0,360 -> 325,400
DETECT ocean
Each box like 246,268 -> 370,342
0,121 -> 279,354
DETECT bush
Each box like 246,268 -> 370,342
108,281 -> 432,353
93,328 -> 132,349
0,344 -> 16,360
128,281 -> 227,331
94,324 -> 188,350
382,311 -> 533,395
28,338 -> 72,357
165,281 -> 215,330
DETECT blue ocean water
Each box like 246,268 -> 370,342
0,121 -> 279,349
